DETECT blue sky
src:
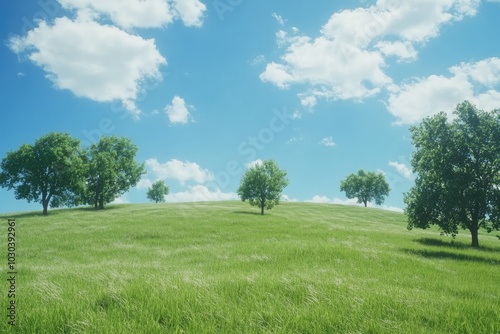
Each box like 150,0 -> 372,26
1,0 -> 500,214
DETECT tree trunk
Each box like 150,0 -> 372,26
363,200 -> 367,207
99,195 -> 104,210
42,200 -> 48,215
261,204 -> 264,215
470,227 -> 479,248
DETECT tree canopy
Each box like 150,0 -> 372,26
81,136 -> 145,209
237,160 -> 289,215
0,132 -> 85,215
340,170 -> 390,207
404,101 -> 500,248
147,180 -> 169,203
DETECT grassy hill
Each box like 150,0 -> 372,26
1,201 -> 499,333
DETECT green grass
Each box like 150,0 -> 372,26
1,201 -> 499,333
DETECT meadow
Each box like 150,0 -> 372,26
1,201 -> 499,333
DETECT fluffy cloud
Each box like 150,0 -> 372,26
58,0 -> 207,29
260,0 -> 480,104
166,185 -> 238,202
171,0 -> 207,27
165,96 -> 193,124
388,57 -> 500,124
145,158 -> 214,185
9,14 -> 166,118
58,0 -> 174,29
136,178 -> 154,190
319,137 -> 336,147
388,161 -> 413,179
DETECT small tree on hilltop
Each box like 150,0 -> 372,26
405,101 -> 499,248
237,160 -> 289,215
340,170 -> 390,207
147,180 -> 169,203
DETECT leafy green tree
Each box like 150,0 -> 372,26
340,170 -> 390,207
82,136 -> 145,209
147,180 -> 169,203
237,160 -> 289,215
0,132 -> 85,215
405,101 -> 500,248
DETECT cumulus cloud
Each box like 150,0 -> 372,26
171,0 -> 207,27
145,158 -> 214,185
58,0 -> 207,29
136,178 -> 154,190
165,96 -> 193,124
319,137 -> 336,147
166,185 -> 238,202
388,161 -> 413,179
8,14 -> 166,118
58,0 -> 175,29
260,0 -> 480,104
388,57 -> 500,124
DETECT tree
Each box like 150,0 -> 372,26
0,132 -> 85,215
81,136 -> 145,209
340,170 -> 390,207
404,101 -> 500,248
147,180 -> 169,203
237,160 -> 289,215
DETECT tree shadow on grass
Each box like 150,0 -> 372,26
415,237 -> 500,253
403,248 -> 500,265
232,210 -> 263,216
0,204 -> 124,219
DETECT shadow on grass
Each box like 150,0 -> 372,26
232,211 -> 264,216
415,237 -> 500,253
403,248 -> 500,265
0,204 -> 125,219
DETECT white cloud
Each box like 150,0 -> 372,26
166,185 -> 238,202
305,195 -> 403,212
306,196 -> 360,206
307,195 -> 331,204
165,96 -> 193,124
319,137 -> 336,147
245,159 -> 263,169
281,194 -> 299,202
375,41 -> 417,62
287,136 -> 304,144
388,57 -> 500,124
172,0 -> 207,27
291,110 -> 302,120
9,15 -> 166,118
272,13 -> 285,26
145,158 -> 214,185
111,195 -> 130,204
389,161 -> 413,179
261,0 -> 480,104
58,0 -> 174,29
300,95 -> 317,110
136,178 -> 154,190
380,205 -> 404,213
58,0 -> 206,29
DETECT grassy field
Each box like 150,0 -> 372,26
1,201 -> 499,333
